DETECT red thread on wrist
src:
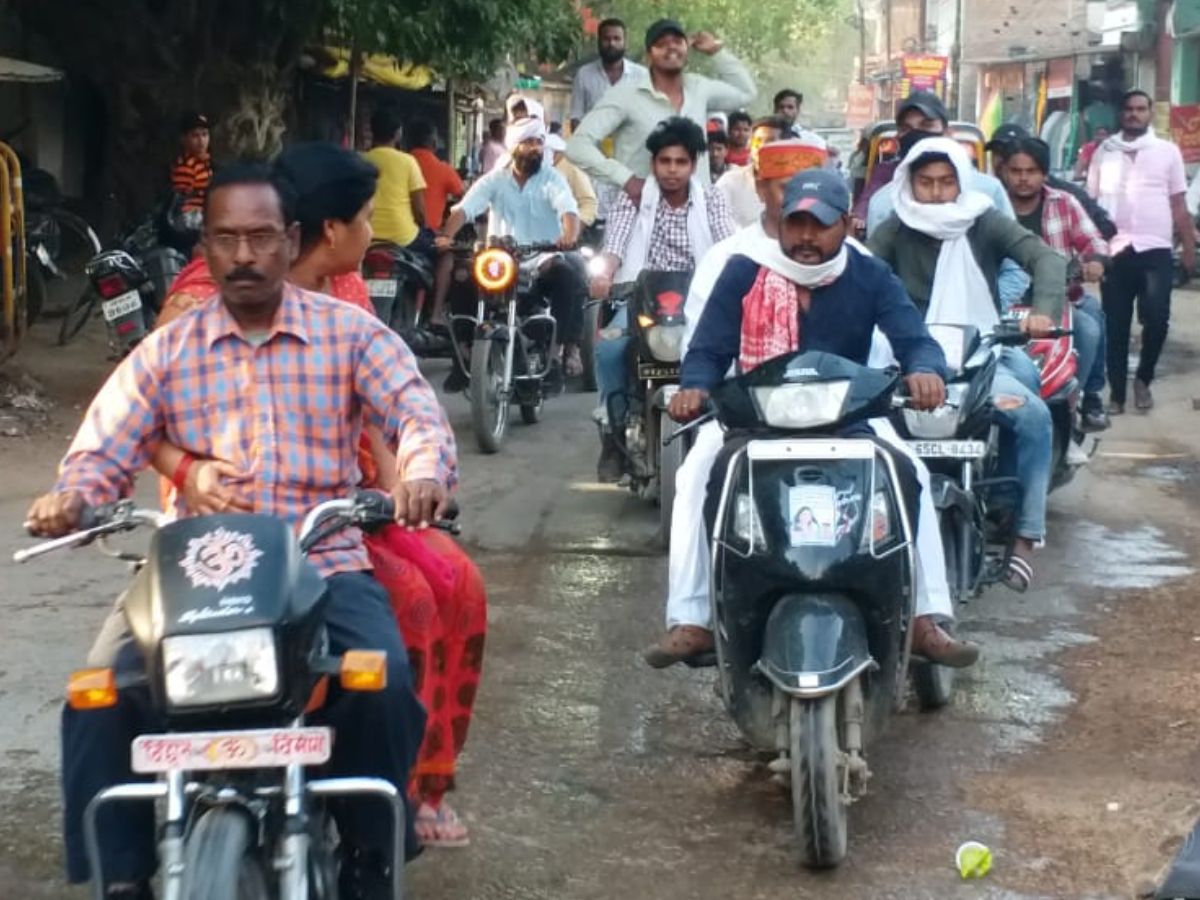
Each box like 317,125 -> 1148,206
171,454 -> 196,491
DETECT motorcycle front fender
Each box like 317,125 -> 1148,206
476,321 -> 512,343
649,383 -> 679,411
929,473 -> 974,518
756,593 -> 874,698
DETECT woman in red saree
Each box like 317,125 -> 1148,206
151,143 -> 484,847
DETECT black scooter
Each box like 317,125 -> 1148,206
703,350 -> 944,869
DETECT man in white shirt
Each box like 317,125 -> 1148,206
715,117 -> 802,228
773,88 -> 825,143
567,18 -> 756,202
569,18 -> 648,130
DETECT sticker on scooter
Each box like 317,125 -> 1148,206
180,527 -> 264,591
788,485 -> 839,547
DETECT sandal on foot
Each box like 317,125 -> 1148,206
414,802 -> 470,848
1003,552 -> 1033,593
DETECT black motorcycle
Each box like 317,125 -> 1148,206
702,350 -> 944,868
450,239 -> 564,454
890,322 -> 1073,609
13,492 -> 451,900
361,241 -> 450,357
60,206 -> 190,353
597,269 -> 693,544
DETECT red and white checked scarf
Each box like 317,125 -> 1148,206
737,242 -> 848,371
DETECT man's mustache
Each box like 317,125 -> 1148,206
225,267 -> 265,283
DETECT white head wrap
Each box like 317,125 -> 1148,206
505,116 -> 547,152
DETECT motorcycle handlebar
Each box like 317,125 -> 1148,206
989,326 -> 1072,347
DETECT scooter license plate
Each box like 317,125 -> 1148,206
911,440 -> 987,459
131,727 -> 333,774
366,278 -> 398,298
101,290 -> 142,322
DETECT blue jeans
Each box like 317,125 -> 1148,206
62,571 -> 426,884
993,349 -> 1052,542
596,304 -> 631,425
1073,293 -> 1107,397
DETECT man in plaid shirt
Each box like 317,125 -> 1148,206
588,117 -> 735,481
26,166 -> 452,898
1003,136 -> 1111,431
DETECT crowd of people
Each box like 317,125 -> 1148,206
19,12 -> 1200,898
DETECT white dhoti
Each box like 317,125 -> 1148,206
664,420 -> 954,630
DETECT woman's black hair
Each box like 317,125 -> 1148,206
272,142 -> 379,250
645,116 -> 708,161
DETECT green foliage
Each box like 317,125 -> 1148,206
325,0 -> 581,78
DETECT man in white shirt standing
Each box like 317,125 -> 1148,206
715,117 -> 791,228
570,18 -> 648,130
773,88 -> 825,143
567,18 -> 756,202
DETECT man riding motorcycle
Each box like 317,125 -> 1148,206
647,168 -> 979,669
868,137 -> 1066,592
25,166 -> 454,899
438,116 -> 585,390
589,117 -> 735,481
1001,135 -> 1112,431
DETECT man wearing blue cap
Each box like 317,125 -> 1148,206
567,19 -> 756,206
646,168 -> 980,669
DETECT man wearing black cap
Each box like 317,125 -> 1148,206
649,168 -> 980,670
987,122 -> 1116,240
852,90 -> 947,222
566,19 -> 755,206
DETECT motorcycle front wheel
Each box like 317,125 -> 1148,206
470,336 -> 510,454
182,807 -> 269,900
790,694 -> 849,869
657,409 -> 684,549
579,301 -> 601,392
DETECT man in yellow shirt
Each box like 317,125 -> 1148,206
363,106 -> 428,249
547,133 -> 597,226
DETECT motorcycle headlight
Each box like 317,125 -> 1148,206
645,324 -> 685,362
586,254 -> 609,278
901,383 -> 968,438
162,627 -> 279,708
751,381 -> 850,429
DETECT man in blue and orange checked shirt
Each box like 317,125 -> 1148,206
25,164 -> 455,900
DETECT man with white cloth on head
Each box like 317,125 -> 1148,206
589,117 -> 735,481
646,166 -> 980,669
869,136 -> 1065,593
440,116 -> 588,387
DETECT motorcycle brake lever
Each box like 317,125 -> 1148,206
664,411 -> 714,446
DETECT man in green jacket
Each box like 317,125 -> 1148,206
566,18 -> 756,207
868,136 -> 1065,594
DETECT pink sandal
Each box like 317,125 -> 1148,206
414,801 -> 470,848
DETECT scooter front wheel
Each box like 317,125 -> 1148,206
469,336 -> 509,454
790,694 -> 849,868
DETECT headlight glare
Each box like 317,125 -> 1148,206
751,381 -> 850,429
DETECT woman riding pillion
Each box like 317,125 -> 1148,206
589,117 -> 735,481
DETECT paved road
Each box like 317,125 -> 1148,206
4,314 -> 1200,898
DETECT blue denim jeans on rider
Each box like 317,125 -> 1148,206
596,304 -> 631,425
61,571 -> 426,885
992,349 -> 1052,542
1072,293 -> 1107,397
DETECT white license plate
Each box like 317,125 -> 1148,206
366,278 -> 398,298
101,290 -> 142,321
131,727 -> 332,774
911,440 -> 987,459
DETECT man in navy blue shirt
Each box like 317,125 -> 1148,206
646,170 -> 980,669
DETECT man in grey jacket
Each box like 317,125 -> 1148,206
566,18 -> 756,206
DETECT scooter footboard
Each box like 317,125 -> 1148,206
756,592 -> 874,698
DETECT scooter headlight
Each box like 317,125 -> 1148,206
162,627 -> 279,708
901,383 -> 969,438
644,324 -> 685,362
751,381 -> 850,429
